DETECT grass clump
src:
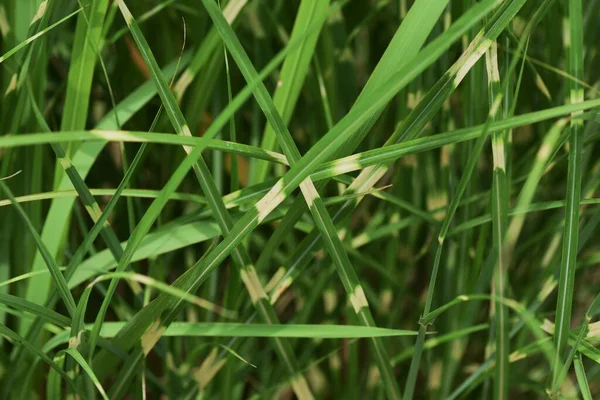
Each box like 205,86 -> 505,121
0,0 -> 599,398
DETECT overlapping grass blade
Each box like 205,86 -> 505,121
92,3 -> 316,397
63,348 -> 108,400
22,48 -> 192,312
0,323 -> 75,392
0,8 -> 81,65
403,3 -> 551,396
255,0 -> 516,321
0,181 -> 76,316
201,0 -> 407,396
148,0 -> 505,331
1,0 -> 597,396
85,2 -> 511,395
255,0 -> 451,275
250,0 -> 329,184
78,1 -> 362,380
0,293 -> 69,327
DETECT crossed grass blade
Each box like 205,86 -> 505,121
21,32 -> 193,316
254,0 -> 451,276
201,0 -> 406,396
99,2 -> 519,397
254,0 -> 515,322
90,2 -> 316,396
0,180 -> 76,316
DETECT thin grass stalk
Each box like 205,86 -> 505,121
0,8 -> 81,66
573,354 -> 593,400
485,40 -> 509,400
218,5 -> 240,395
551,293 -> 600,395
552,0 -> 585,388
223,38 -> 238,192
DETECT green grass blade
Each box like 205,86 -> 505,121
60,0 -> 108,132
485,39 -> 509,400
92,322 -> 417,339
0,180 -> 76,316
574,354 -> 593,400
552,0 -> 585,387
0,7 -> 81,65
63,348 -> 109,400
250,0 -> 329,184
172,0 -> 248,100
0,293 -> 70,327
21,48 -> 191,318
0,323 -> 75,391
45,322 -> 417,355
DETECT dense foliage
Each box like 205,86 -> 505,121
0,0 -> 599,398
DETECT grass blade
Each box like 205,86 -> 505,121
552,0 -> 585,388
0,180 -> 76,316
0,7 -> 82,66
574,353 -> 593,400
63,348 -> 108,400
485,39 -> 509,400
250,0 -> 329,184
0,323 -> 75,392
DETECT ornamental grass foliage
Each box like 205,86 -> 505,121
0,0 -> 599,399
